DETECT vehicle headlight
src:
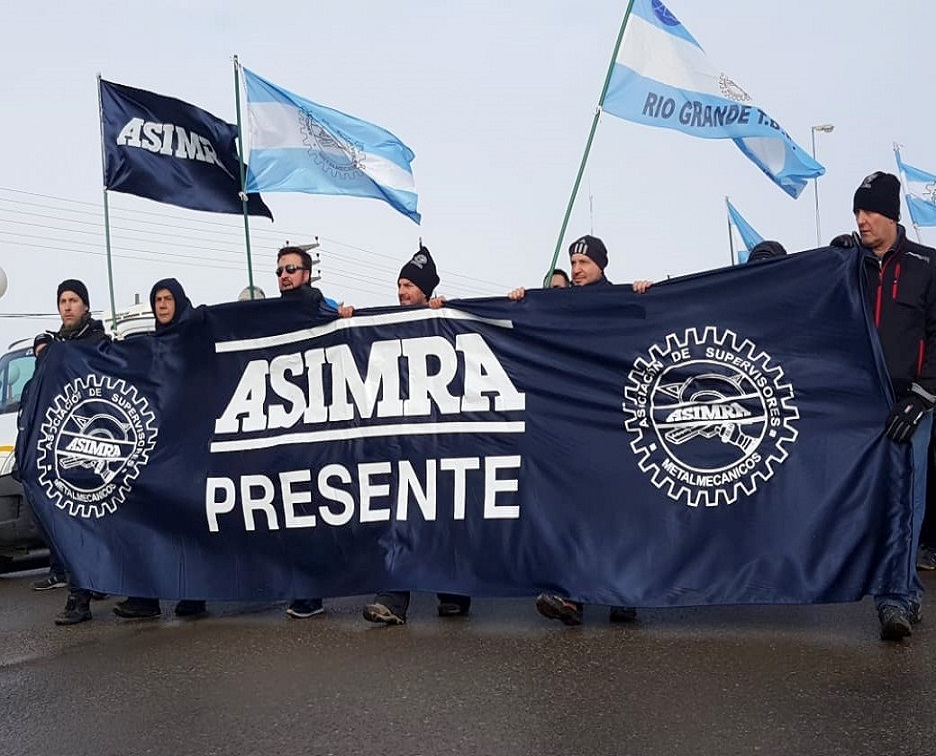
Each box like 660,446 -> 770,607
0,448 -> 15,477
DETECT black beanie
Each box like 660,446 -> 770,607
57,279 -> 89,307
853,172 -> 901,221
399,246 -> 440,298
748,240 -> 787,262
568,235 -> 608,270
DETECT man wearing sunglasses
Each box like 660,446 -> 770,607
275,245 -> 330,619
276,246 -> 325,306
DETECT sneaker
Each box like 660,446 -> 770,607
609,606 -> 638,623
363,602 -> 406,625
286,599 -> 325,619
113,598 -> 161,620
174,600 -> 207,618
54,596 -> 92,626
909,601 -> 923,625
31,575 -> 67,591
535,593 -> 583,626
917,546 -> 936,571
438,600 -> 470,618
879,605 -> 913,641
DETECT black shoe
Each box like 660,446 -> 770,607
174,600 -> 207,618
286,599 -> 324,619
54,596 -> 92,626
879,605 -> 912,641
31,574 -> 67,591
609,606 -> 638,623
363,602 -> 406,625
909,601 -> 923,625
535,593 -> 583,626
438,600 -> 470,618
89,592 -> 109,601
113,598 -> 161,619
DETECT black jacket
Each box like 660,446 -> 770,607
861,225 -> 936,397
33,315 -> 107,361
280,283 -> 324,307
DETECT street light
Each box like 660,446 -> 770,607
811,124 -> 835,247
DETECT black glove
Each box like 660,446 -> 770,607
830,233 -> 859,249
885,384 -> 936,442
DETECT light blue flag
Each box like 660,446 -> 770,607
242,67 -> 420,223
726,199 -> 764,263
602,0 -> 824,198
895,149 -> 936,227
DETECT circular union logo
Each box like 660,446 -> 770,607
37,374 -> 158,519
718,73 -> 753,103
623,327 -> 798,507
298,108 -> 364,179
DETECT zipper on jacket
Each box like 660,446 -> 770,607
892,262 -> 901,301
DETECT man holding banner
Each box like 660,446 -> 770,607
832,171 -> 936,640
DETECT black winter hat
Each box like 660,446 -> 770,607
748,240 -> 787,262
399,246 -> 439,298
853,171 -> 901,221
568,235 -> 608,270
57,279 -> 89,307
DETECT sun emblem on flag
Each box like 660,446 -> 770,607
298,108 -> 365,180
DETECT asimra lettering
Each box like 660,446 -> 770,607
214,334 -> 526,435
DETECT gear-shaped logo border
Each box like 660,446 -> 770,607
298,108 -> 365,180
36,374 -> 158,519
623,326 -> 799,507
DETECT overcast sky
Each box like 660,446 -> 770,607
1,0 -> 933,349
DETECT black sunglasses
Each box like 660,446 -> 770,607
275,264 -> 308,276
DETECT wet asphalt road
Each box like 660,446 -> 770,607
1,567 -> 935,756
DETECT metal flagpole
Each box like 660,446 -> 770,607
894,143 -> 924,243
96,74 -> 118,330
233,55 -> 256,299
543,0 -> 637,287
725,196 -> 736,266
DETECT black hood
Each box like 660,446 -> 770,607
149,277 -> 192,331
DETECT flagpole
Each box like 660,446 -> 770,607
233,55 -> 256,300
725,196 -> 736,266
96,74 -> 118,329
543,0 -> 637,287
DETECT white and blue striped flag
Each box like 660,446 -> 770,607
602,0 -> 824,198
726,199 -> 763,263
242,67 -> 420,223
894,149 -> 936,227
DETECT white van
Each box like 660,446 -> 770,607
0,338 -> 44,567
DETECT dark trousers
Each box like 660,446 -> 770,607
923,434 -> 936,546
32,506 -> 67,580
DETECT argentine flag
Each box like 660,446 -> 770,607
242,67 -> 420,223
725,199 -> 763,263
895,150 -> 936,227
603,0 -> 824,198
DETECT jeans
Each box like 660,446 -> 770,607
875,412 -> 933,612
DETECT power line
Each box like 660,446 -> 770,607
0,186 -> 509,294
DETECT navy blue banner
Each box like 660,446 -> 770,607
100,79 -> 272,219
17,250 -> 913,605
